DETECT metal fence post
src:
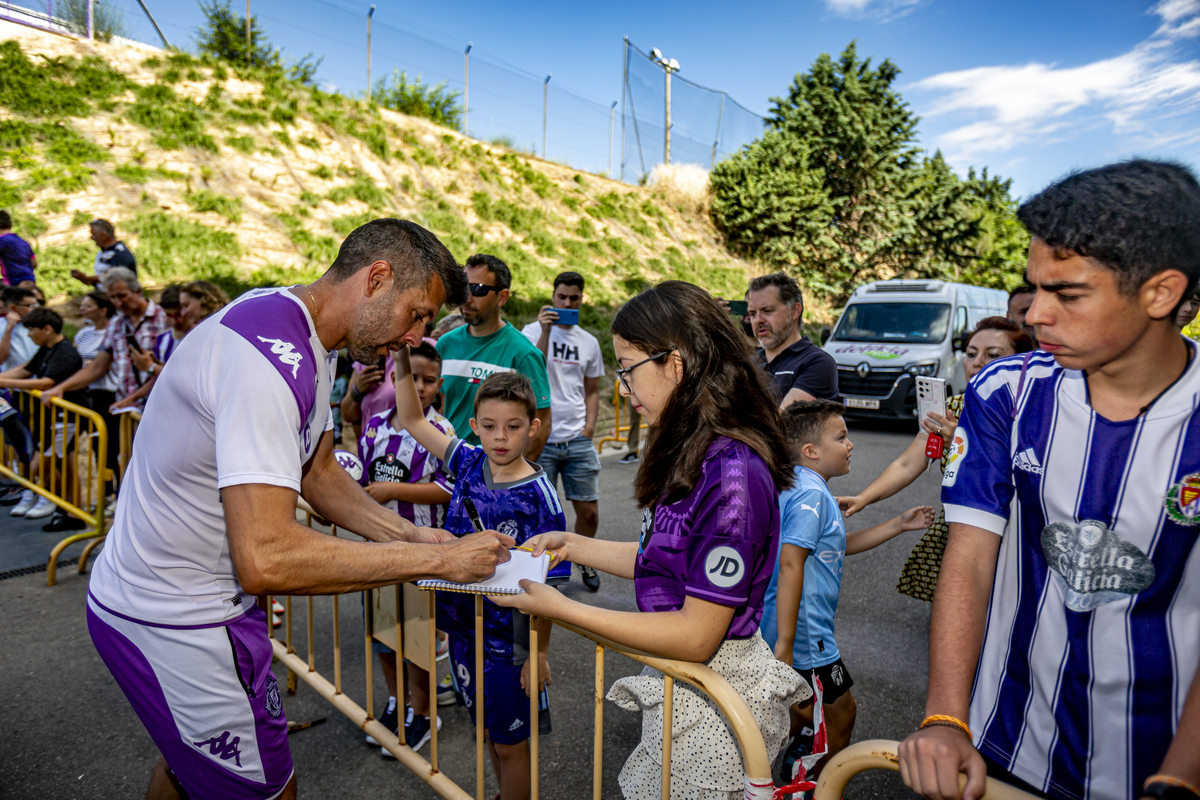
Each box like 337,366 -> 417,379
463,42 -> 472,136
608,100 -> 617,177
86,0 -> 93,39
366,5 -> 375,101
620,36 -> 628,181
542,74 -> 551,159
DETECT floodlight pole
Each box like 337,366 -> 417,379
608,100 -> 617,177
620,36 -> 628,181
650,49 -> 680,165
86,0 -> 93,40
463,42 -> 472,136
366,5 -> 375,102
542,74 -> 551,159
245,0 -> 251,65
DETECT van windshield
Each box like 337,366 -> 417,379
833,302 -> 951,344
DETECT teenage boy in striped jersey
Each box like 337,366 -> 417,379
900,160 -> 1200,800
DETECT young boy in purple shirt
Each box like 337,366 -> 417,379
393,348 -> 564,800
358,342 -> 455,754
0,211 -> 37,286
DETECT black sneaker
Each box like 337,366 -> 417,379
403,712 -> 440,751
366,700 -> 401,745
580,565 -> 601,591
0,485 -> 25,505
772,726 -> 815,785
43,511 -> 88,532
618,451 -> 639,464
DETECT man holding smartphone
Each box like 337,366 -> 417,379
522,272 -> 605,591
43,267 -> 169,412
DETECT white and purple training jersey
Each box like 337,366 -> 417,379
153,329 -> 182,365
943,344 -> 1200,800
357,406 -> 455,527
90,288 -> 335,628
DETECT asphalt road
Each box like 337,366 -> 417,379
0,419 -> 939,799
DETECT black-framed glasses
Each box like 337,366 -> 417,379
468,283 -> 503,297
616,351 -> 670,392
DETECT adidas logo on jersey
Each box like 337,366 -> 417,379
1013,448 -> 1044,475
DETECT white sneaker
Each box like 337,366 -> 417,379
272,600 -> 285,614
26,496 -> 57,519
10,489 -> 36,516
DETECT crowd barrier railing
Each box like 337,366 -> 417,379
813,740 -> 1039,800
271,504 -> 774,800
595,383 -> 644,455
0,388 -> 110,585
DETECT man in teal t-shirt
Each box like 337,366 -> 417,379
436,254 -> 552,454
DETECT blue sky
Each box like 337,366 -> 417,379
144,0 -> 1200,197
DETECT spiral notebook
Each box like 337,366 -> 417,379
416,549 -> 550,596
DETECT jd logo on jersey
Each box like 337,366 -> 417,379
257,336 -> 303,378
1041,519 -> 1155,612
704,546 -> 745,588
194,730 -> 243,767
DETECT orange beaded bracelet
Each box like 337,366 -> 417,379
920,714 -> 972,739
1144,775 -> 1200,798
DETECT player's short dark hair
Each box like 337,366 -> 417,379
89,218 -> 116,238
408,341 -> 442,369
747,272 -> 803,309
326,218 -> 467,308
465,254 -> 512,291
1008,284 -> 1035,304
21,307 -> 63,333
1017,160 -> 1200,296
783,399 -> 846,456
2,287 -> 35,306
553,271 -> 585,292
158,283 -> 183,310
473,371 -> 536,420
0,210 -> 11,229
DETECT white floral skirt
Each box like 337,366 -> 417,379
607,631 -> 811,800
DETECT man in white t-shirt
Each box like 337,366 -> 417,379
899,161 -> 1200,800
522,271 -> 605,590
85,219 -> 514,800
0,286 -> 39,372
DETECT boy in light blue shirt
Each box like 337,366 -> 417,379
761,399 -> 932,778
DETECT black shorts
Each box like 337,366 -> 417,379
795,657 -> 854,705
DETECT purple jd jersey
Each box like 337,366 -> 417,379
635,436 -> 781,640
438,438 -> 568,664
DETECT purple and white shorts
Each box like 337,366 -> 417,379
87,595 -> 293,799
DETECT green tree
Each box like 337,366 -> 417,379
711,42 -> 1025,300
194,1 -> 321,84
371,70 -> 463,130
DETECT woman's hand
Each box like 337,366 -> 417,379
110,396 -> 136,412
921,411 -> 959,445
898,505 -> 936,532
520,532 -> 571,567
490,580 -> 566,617
521,652 -> 551,697
837,494 -> 868,517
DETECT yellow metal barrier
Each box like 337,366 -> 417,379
116,408 -> 141,484
595,383 -> 644,454
814,740 -> 1040,800
0,388 -> 110,585
271,508 -> 774,800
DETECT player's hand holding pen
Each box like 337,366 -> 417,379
436,530 -> 515,584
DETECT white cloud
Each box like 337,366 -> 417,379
822,0 -> 923,21
912,2 -> 1200,162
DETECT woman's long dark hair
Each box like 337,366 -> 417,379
612,280 -> 795,507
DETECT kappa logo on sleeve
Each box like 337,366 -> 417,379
704,546 -> 745,588
335,450 -> 364,481
941,428 -> 969,487
256,336 -> 303,378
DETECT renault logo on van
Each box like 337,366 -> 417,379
856,362 -> 871,378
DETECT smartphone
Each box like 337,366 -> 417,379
727,300 -> 748,316
125,333 -> 144,354
916,376 -> 947,428
553,308 -> 579,326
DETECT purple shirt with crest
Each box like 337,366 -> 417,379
634,436 -> 781,639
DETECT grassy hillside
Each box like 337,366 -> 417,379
0,21 -> 761,331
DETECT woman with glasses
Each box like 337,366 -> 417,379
495,281 -> 807,799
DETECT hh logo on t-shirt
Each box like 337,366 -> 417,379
705,546 -> 744,588
552,341 -> 580,363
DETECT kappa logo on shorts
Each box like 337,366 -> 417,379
194,730 -> 243,767
704,546 -> 744,588
264,673 -> 283,720
256,336 -> 303,378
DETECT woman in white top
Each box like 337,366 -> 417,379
74,290 -> 120,494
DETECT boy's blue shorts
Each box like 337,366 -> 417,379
449,635 -> 547,745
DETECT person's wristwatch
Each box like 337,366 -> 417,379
1142,782 -> 1200,800
147,364 -> 156,377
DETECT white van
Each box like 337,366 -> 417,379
822,279 -> 1008,419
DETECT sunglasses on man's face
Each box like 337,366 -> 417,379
468,283 -> 503,297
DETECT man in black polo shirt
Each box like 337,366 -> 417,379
746,272 -> 838,407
